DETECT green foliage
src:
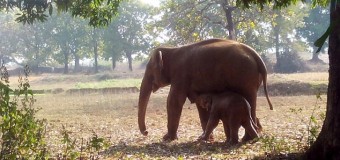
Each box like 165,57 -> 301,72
297,5 -> 329,54
259,135 -> 293,155
236,0 -> 329,9
289,92 -> 324,148
102,1 -> 153,71
1,0 -> 122,27
58,126 -> 110,159
0,65 -> 48,159
59,125 -> 80,159
86,131 -> 110,157
155,0 -> 231,44
0,65 -> 113,159
306,92 -> 324,146
75,78 -> 142,88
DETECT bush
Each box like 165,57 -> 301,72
261,53 -> 274,73
0,65 -> 111,159
274,50 -> 308,73
0,65 -> 48,159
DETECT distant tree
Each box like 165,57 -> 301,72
270,6 -> 307,72
103,1 -> 152,71
21,22 -> 55,72
0,13 -> 23,65
51,13 -> 90,74
102,24 -> 124,71
156,0 -> 230,44
297,6 -> 329,63
92,28 -> 100,73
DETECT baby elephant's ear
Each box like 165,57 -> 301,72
203,95 -> 212,109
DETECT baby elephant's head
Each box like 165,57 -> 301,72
196,94 -> 212,110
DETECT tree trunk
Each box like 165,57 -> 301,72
309,48 -> 324,64
221,1 -> 236,40
126,51 -> 133,71
274,12 -> 282,61
304,3 -> 340,159
111,55 -> 116,71
93,28 -> 99,73
94,40 -> 98,73
74,54 -> 80,72
63,50 -> 69,74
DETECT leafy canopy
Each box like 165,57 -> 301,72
1,0 -> 123,27
236,0 -> 331,52
237,0 -> 329,8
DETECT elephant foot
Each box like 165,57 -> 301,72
242,133 -> 256,142
256,118 -> 263,133
163,133 -> 178,141
197,133 -> 214,142
208,134 -> 214,142
225,140 -> 238,147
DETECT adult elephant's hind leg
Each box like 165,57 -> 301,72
163,86 -> 187,141
242,93 -> 259,141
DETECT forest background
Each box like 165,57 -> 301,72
0,0 -> 330,74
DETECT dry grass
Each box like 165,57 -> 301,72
268,72 -> 328,85
34,91 -> 326,159
9,69 -> 326,159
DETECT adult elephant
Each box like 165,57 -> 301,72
138,38 -> 273,141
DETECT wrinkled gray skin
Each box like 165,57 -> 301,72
138,39 -> 273,141
196,91 -> 259,145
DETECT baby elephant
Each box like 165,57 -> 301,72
196,91 -> 259,145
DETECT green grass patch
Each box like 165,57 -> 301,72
75,78 -> 142,89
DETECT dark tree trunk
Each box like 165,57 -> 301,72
274,12 -> 282,61
63,50 -> 69,74
93,28 -> 99,73
126,51 -> 133,71
304,3 -> 340,160
111,56 -> 116,71
74,54 -> 80,72
94,40 -> 98,73
225,8 -> 236,40
221,1 -> 236,40
309,49 -> 324,64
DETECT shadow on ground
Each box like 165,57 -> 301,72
102,140 -> 304,159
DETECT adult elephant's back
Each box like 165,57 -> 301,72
187,40 -> 264,96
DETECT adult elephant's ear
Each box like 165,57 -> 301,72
158,50 -> 164,69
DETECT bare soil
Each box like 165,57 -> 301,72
13,65 -> 328,159
35,91 -> 326,159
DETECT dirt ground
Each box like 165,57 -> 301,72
8,64 -> 327,159
34,90 -> 326,159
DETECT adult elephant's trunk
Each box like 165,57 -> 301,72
138,76 -> 152,136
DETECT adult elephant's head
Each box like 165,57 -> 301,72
138,47 -> 172,136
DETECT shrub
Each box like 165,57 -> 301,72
274,50 -> 308,73
1,65 -> 112,159
0,65 -> 48,159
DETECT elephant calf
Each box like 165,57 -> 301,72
195,91 -> 259,145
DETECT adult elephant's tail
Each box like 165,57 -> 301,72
261,68 -> 273,110
243,44 -> 273,110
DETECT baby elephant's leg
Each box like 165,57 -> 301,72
227,121 -> 240,145
200,117 -> 219,141
222,119 -> 231,144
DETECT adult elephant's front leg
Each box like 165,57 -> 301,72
196,105 -> 215,141
163,86 -> 187,141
